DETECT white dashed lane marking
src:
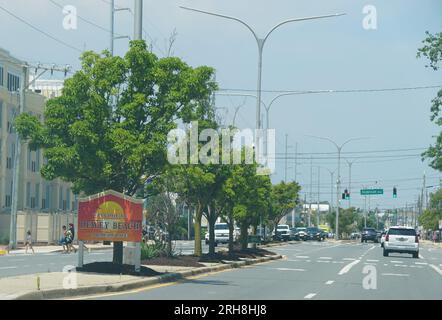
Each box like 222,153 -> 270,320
366,259 -> 379,262
304,293 -> 317,299
325,280 -> 334,285
382,273 -> 409,277
295,256 -> 309,259
0,266 -> 17,270
429,264 -> 442,276
274,268 -> 305,272
318,257 -> 332,260
338,260 -> 360,275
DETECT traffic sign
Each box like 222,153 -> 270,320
360,188 -> 383,195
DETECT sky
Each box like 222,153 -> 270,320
0,0 -> 441,211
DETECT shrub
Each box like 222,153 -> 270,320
0,236 -> 9,245
141,241 -> 170,260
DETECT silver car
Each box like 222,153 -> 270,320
383,226 -> 419,258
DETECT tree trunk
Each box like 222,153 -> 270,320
228,215 -> 234,255
194,204 -> 203,256
240,224 -> 248,250
113,241 -> 123,264
208,206 -> 216,256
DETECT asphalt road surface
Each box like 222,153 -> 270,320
79,241 -> 442,300
0,241 -> 210,278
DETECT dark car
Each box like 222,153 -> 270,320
306,227 -> 325,241
361,228 -> 378,243
291,227 -> 308,241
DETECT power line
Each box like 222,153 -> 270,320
275,147 -> 427,156
218,84 -> 442,94
0,4 -> 83,53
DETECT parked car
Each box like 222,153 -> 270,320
205,223 -> 237,245
350,232 -> 360,240
274,224 -> 291,241
361,227 -> 378,243
291,227 -> 308,241
383,226 -> 419,258
306,227 -> 325,241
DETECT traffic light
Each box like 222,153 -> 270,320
393,187 -> 397,198
342,189 -> 350,200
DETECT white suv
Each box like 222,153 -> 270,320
383,226 -> 419,258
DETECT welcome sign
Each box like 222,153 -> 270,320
78,190 -> 143,242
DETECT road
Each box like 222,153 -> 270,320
0,241 -> 210,278
78,241 -> 442,300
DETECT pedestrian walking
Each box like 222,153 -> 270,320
60,225 -> 67,253
68,223 -> 77,253
25,230 -> 34,254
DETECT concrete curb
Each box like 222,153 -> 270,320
13,254 -> 282,300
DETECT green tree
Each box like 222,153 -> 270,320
14,40 -> 216,264
419,188 -> 442,230
417,32 -> 442,168
269,181 -> 301,233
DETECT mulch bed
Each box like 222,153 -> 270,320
199,247 -> 276,263
141,255 -> 205,268
76,262 -> 162,277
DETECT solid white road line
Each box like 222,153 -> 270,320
429,264 -> 442,276
304,293 -> 317,299
338,260 -> 360,275
381,273 -> 409,277
275,268 -> 305,271
0,266 -> 17,270
325,280 -> 334,285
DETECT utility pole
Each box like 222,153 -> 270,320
284,134 -> 288,182
294,142 -> 298,183
109,1 -> 130,55
317,166 -> 320,227
134,0 -> 143,40
309,156 -> 312,227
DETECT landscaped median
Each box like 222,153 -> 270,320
2,251 -> 282,300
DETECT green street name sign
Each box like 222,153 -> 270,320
360,189 -> 383,195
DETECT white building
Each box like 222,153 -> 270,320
0,48 -> 76,243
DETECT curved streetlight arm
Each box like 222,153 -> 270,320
306,135 -> 340,150
179,6 -> 260,43
263,13 -> 346,44
340,137 -> 371,151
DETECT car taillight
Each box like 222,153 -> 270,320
415,235 -> 419,243
385,234 -> 389,241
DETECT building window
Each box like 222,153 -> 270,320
0,66 -> 4,87
66,189 -> 70,210
59,186 -> 63,210
0,100 -> 3,128
6,156 -> 12,169
26,182 -> 31,208
5,195 -> 11,207
35,183 -> 40,209
7,73 -> 20,92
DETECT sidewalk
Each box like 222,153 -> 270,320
0,255 -> 282,300
6,243 -> 112,255
420,239 -> 442,248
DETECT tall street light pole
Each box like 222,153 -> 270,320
180,6 -> 345,156
307,136 -> 370,240
345,158 -> 357,208
324,168 -> 335,215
